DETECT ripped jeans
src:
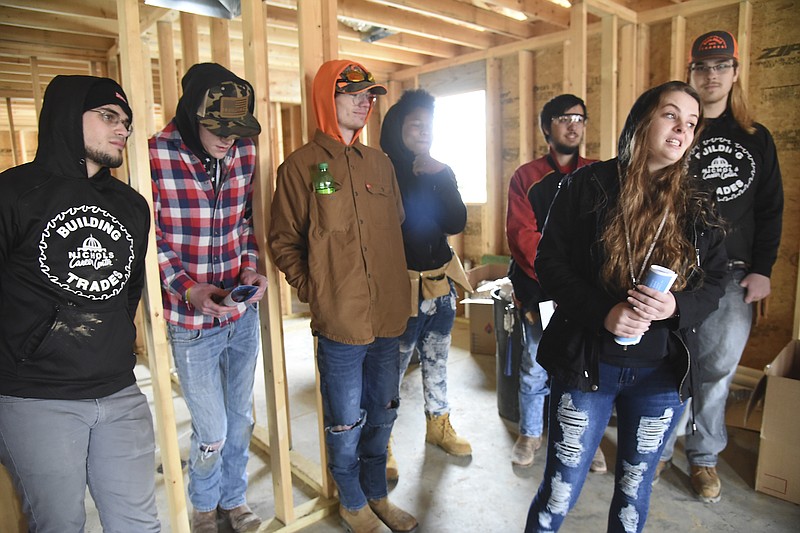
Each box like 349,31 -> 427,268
317,334 -> 400,511
168,306 -> 260,513
398,281 -> 457,416
525,361 -> 684,533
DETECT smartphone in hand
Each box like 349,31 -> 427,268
221,285 -> 258,306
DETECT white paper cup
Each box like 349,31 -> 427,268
614,265 -> 678,346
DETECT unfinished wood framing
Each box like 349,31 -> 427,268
599,14 -> 618,160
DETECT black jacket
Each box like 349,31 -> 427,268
534,159 -> 728,400
0,75 -> 150,400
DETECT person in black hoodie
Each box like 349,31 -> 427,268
379,89 -> 472,475
655,31 -> 784,504
0,76 -> 159,531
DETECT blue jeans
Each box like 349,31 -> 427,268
316,334 -> 400,511
167,306 -> 260,513
519,316 -> 550,437
0,385 -> 160,532
526,361 -> 685,533
661,270 -> 751,466
398,282 -> 457,416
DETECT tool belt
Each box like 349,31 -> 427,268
407,250 -> 473,317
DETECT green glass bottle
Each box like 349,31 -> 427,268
314,162 -> 335,195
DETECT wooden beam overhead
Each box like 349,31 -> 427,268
0,6 -> 119,36
338,0 -> 499,49
479,0 -> 570,28
637,0 -> 741,24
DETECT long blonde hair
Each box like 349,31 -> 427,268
601,82 -> 707,296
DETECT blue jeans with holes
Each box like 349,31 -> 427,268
167,306 -> 260,513
0,385 -> 160,532
316,334 -> 400,511
519,315 -> 550,437
525,361 -> 685,533
660,270 -> 751,467
398,282 -> 457,416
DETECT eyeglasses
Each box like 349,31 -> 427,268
689,62 -> 735,74
552,114 -> 586,125
89,108 -> 132,133
341,92 -> 377,106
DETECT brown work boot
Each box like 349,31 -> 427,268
511,435 -> 541,467
652,459 -> 671,486
590,446 -> 607,473
691,465 -> 722,503
339,504 -> 391,533
368,497 -> 418,532
425,413 -> 472,456
219,503 -> 262,532
191,509 -> 218,533
386,436 -> 399,482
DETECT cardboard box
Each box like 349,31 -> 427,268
746,340 -> 800,504
461,263 -> 509,355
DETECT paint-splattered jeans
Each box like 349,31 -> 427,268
398,281 -> 457,416
317,334 -> 400,511
168,306 -> 260,513
661,270 -> 751,467
525,361 -> 685,533
519,315 -> 550,437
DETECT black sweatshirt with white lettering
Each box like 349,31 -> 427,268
0,75 -> 150,400
688,111 -> 783,277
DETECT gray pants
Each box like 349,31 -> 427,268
0,384 -> 160,532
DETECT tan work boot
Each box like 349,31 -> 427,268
368,497 -> 418,532
425,412 -> 472,456
652,459 -> 671,486
339,504 -> 391,533
691,465 -> 722,503
386,436 -> 399,482
590,446 -> 607,473
511,435 -> 541,467
219,503 -> 262,532
191,509 -> 218,533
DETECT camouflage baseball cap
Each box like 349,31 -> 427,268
197,80 -> 261,138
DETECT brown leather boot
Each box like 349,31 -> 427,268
339,504 -> 392,533
425,412 -> 472,456
191,509 -> 218,533
691,465 -> 722,503
368,498 -> 418,532
511,435 -> 541,467
219,503 -> 262,532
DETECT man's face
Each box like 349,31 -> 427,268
198,124 -> 237,159
689,58 -> 738,107
83,104 -> 131,171
547,104 -> 585,155
335,92 -> 375,137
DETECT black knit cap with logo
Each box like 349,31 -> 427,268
82,78 -> 133,123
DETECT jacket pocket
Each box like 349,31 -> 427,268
312,189 -> 351,234
17,305 -> 136,382
365,181 -> 398,230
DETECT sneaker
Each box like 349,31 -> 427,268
652,459 -> 671,486
691,465 -> 722,503
191,509 -> 218,533
368,497 -> 418,532
340,504 -> 392,533
386,436 -> 399,482
511,435 -> 541,467
219,503 -> 262,532
589,447 -> 607,473
425,413 -> 472,456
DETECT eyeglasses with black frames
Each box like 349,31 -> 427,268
689,62 -> 736,74
552,114 -> 586,125
89,108 -> 133,133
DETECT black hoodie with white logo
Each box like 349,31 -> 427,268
0,75 -> 150,399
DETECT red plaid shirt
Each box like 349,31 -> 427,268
150,121 -> 259,329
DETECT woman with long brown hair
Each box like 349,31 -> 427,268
523,81 -> 728,533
